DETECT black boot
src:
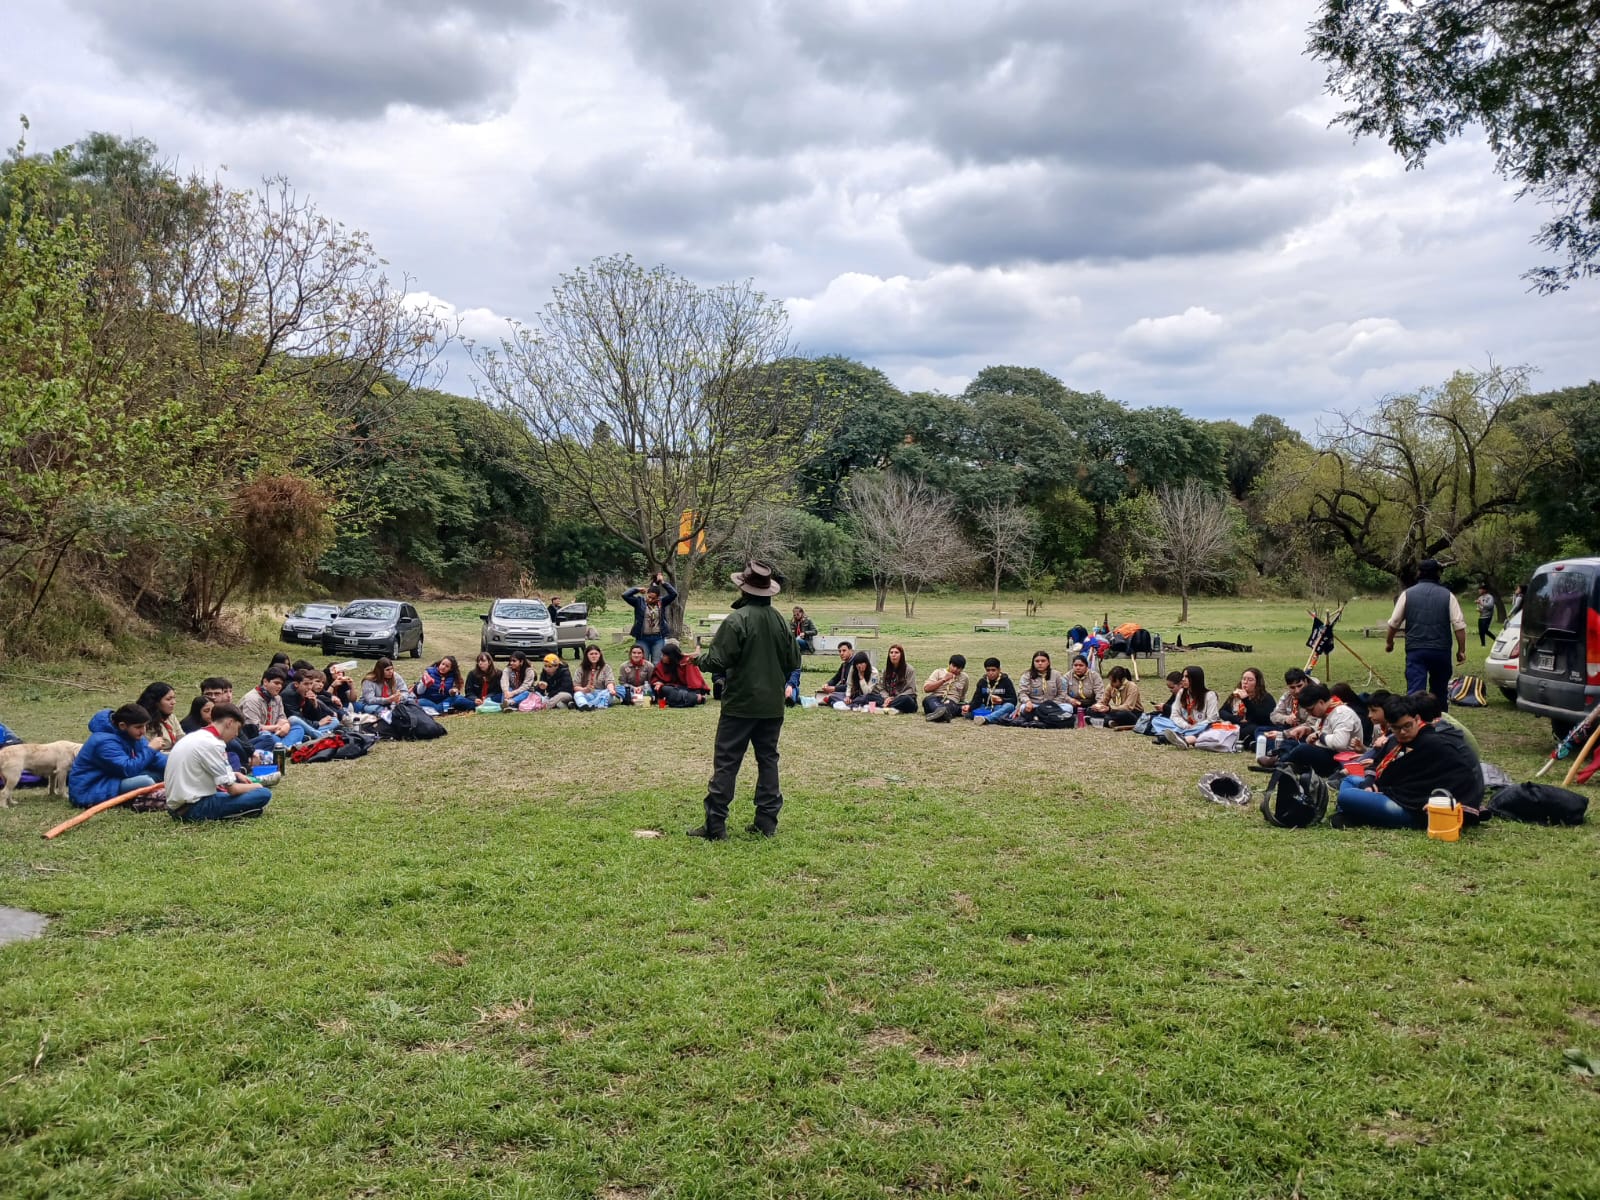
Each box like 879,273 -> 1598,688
686,823 -> 727,840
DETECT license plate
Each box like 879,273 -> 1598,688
1534,650 -> 1555,671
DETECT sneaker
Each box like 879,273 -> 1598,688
926,705 -> 954,722
685,825 -> 727,841
1163,730 -> 1191,750
973,715 -> 987,726
1329,811 -> 1348,830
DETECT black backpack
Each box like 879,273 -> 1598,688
1260,767 -> 1329,828
380,702 -> 449,741
1486,783 -> 1587,825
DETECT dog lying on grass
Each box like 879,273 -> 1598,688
0,741 -> 82,808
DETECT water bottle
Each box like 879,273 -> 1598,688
1076,705 -> 1087,729
272,745 -> 288,773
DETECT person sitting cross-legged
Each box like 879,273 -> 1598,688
1262,682 -> 1363,774
574,645 -> 619,709
501,652 -> 538,709
241,666 -> 308,747
1091,666 -> 1143,727
463,652 -> 503,709
67,703 -> 168,809
358,659 -> 410,717
1152,666 -> 1221,747
1009,651 -> 1069,726
1334,694 -> 1483,829
1062,655 -> 1103,711
877,644 -> 918,714
651,643 -> 710,706
816,641 -> 854,704
285,669 -> 341,734
965,657 -> 1017,724
163,703 -> 274,822
922,654 -> 969,722
838,650 -> 882,709
536,654 -> 576,709
417,656 -> 476,714
616,644 -> 655,705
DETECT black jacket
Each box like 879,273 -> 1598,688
1373,725 -> 1483,811
972,673 -> 1018,709
537,664 -> 575,695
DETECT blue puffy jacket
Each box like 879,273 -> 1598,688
67,709 -> 168,808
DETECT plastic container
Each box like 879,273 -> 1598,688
1343,761 -> 1368,778
1256,733 -> 1268,758
1426,791 -> 1463,842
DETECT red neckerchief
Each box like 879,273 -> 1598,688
203,724 -> 223,740
380,681 -> 392,698
1374,741 -> 1405,778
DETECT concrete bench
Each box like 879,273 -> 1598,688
1362,625 -> 1401,638
974,618 -> 1011,633
830,618 -> 881,638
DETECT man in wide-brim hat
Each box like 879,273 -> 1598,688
686,560 -> 801,840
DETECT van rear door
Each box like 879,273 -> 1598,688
1517,563 -> 1600,724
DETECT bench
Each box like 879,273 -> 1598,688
829,618 -> 880,638
812,634 -> 846,655
1362,625 -> 1401,638
693,613 -> 728,649
973,618 -> 1011,633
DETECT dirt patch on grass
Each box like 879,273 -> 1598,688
1570,1005 -> 1600,1029
1360,1112 -> 1433,1147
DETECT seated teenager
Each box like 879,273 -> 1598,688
651,643 -> 709,706
1357,690 -> 1394,763
68,703 -> 167,808
1092,666 -> 1143,726
1268,669 -> 1315,752
1010,651 -> 1069,725
616,644 -> 654,705
1153,666 -> 1221,747
417,656 -> 475,713
1411,691 -> 1482,761
1155,670 -> 1184,718
1265,682 -> 1363,773
286,669 -> 341,733
784,665 -> 804,707
241,667 -> 309,747
536,654 -> 576,709
135,682 -> 184,752
965,657 -> 1017,724
839,650 -> 880,709
501,652 -> 538,708
163,703 -> 273,822
877,644 -> 918,714
574,645 -> 618,709
199,677 -> 262,763
181,694 -> 214,736
792,606 -> 818,654
1224,667 -> 1276,744
922,654 -> 969,722
358,659 -> 410,716
1063,655 -> 1104,711
1335,694 -> 1483,829
1330,682 -> 1372,746
322,664 -> 357,711
816,642 -> 854,703
464,652 -> 503,708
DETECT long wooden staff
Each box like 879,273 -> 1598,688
42,784 -> 162,840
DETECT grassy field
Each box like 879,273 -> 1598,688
1,590 -> 1596,1199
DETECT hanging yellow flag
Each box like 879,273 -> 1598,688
676,511 -> 704,555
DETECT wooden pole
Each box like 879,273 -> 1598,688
42,784 -> 162,840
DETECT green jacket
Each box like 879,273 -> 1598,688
696,595 -> 801,719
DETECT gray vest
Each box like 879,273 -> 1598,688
1401,581 -> 1452,652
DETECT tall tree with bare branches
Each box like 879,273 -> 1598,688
1142,482 -> 1243,624
973,497 -> 1037,612
848,472 -> 970,616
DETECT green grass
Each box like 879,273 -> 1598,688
2,591 -> 1596,1199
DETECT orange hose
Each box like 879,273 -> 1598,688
42,784 -> 163,840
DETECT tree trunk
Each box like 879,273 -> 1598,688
1179,580 -> 1190,624
992,561 -> 1001,612
874,575 -> 888,613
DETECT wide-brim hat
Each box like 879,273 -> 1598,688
731,560 -> 782,597
1198,770 -> 1252,807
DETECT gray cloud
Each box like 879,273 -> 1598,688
67,0 -> 560,119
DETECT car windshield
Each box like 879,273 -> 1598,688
295,604 -> 339,618
342,602 -> 398,621
493,601 -> 548,620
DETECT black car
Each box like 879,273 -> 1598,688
280,602 -> 343,645
1516,556 -> 1600,735
320,599 -> 426,659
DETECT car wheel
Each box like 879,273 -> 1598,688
411,634 -> 423,659
1499,687 -> 1517,704
386,638 -> 400,660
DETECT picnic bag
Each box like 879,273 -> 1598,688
1194,722 -> 1240,752
292,732 -> 346,764
380,702 -> 449,741
1132,711 -> 1155,735
1259,767 -> 1329,828
518,694 -> 546,712
1447,675 -> 1487,707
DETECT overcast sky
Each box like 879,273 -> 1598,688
5,0 -> 1596,426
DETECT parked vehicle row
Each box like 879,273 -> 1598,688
282,596 -> 593,661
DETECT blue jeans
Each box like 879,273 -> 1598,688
971,703 -> 1015,721
619,684 -> 652,704
119,773 -> 158,794
419,694 -> 474,713
288,715 -> 333,739
574,690 -> 612,709
173,787 -> 272,821
506,689 -> 532,708
637,635 -> 665,665
1405,648 -> 1454,711
276,723 -> 308,748
1336,778 -> 1425,828
1151,715 -> 1211,738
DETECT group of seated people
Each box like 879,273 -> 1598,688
389,644 -> 715,712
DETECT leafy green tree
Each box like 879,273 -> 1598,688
1310,0 -> 1600,289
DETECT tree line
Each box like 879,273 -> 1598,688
3,127 -> 1595,655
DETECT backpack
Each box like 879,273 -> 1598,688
380,702 -> 449,741
332,729 -> 377,760
1486,783 -> 1587,825
1030,700 -> 1073,729
291,732 -> 346,764
1447,675 -> 1487,707
1260,767 -> 1329,828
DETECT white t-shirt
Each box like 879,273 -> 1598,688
164,727 -> 234,810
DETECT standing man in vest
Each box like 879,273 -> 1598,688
686,561 -> 801,841
1384,558 -> 1467,709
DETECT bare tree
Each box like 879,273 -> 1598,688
848,472 -> 969,616
973,497 -> 1037,612
1141,482 -> 1242,624
475,255 -> 831,619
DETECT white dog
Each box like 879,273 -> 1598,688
0,741 -> 82,808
